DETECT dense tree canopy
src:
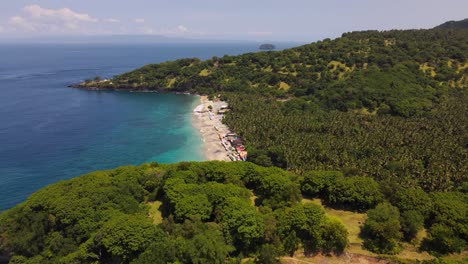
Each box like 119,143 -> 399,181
0,162 -> 347,263
421,192 -> 468,255
276,203 -> 348,255
83,29 -> 467,118
223,91 -> 467,192
0,159 -> 466,262
326,176 -> 383,211
362,203 -> 403,254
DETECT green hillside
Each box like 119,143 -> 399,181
1,162 -> 466,263
85,28 -> 467,117
435,18 -> 468,29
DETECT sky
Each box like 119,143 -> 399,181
0,0 -> 466,42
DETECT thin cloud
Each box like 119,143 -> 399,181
1,5 -> 195,38
104,18 -> 120,23
149,25 -> 190,36
24,5 -> 98,23
9,16 -> 35,31
177,25 -> 188,33
248,31 -> 273,37
8,5 -> 99,33
130,24 -> 192,36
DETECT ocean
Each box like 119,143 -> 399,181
0,42 -> 296,211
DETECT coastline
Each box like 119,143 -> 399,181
69,83 -> 194,94
72,81 -> 237,161
191,96 -> 232,161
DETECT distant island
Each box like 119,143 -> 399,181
259,43 -> 275,50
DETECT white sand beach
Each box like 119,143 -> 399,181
192,96 -> 232,161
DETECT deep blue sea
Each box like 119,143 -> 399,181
0,42 -> 296,211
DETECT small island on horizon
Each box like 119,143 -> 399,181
259,43 -> 276,50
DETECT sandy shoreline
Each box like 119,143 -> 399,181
191,96 -> 232,161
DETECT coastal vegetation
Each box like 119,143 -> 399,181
85,28 -> 467,118
223,90 -> 467,191
3,19 -> 467,263
1,161 -> 466,263
0,162 -> 342,263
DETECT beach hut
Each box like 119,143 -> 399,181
231,139 -> 243,146
193,104 -> 206,113
220,104 -> 229,110
236,145 -> 246,152
239,151 -> 248,161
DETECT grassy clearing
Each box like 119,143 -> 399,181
328,61 -> 346,71
442,251 -> 468,263
147,201 -> 163,225
280,81 -> 291,90
250,191 -> 258,207
281,254 -> 391,264
448,60 -> 453,68
167,77 -> 176,87
457,62 -> 468,73
301,198 -> 369,255
420,63 -> 436,77
262,65 -> 273,72
278,70 -> 298,76
300,198 -> 444,261
199,68 -> 211,76
328,61 -> 354,80
384,39 -> 396,47
396,241 -> 433,262
353,108 -> 377,116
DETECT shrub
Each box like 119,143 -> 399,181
362,202 -> 402,254
301,170 -> 342,197
327,176 -> 383,211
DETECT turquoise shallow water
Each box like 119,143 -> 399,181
0,43 -> 302,211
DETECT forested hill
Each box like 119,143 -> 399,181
82,28 -> 467,117
435,18 -> 468,29
1,162 -> 467,263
